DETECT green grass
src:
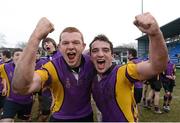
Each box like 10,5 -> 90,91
139,69 -> 180,122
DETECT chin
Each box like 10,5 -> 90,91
97,69 -> 105,74
68,62 -> 76,68
67,63 -> 74,67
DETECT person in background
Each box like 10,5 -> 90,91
146,74 -> 162,114
89,12 -> 168,122
0,50 -> 12,119
161,60 -> 176,112
35,48 -> 47,70
41,37 -> 61,60
142,57 -> 150,107
0,66 -> 7,119
0,48 -> 33,122
127,48 -> 143,114
37,38 -> 60,121
1,50 -> 12,63
32,48 -> 48,121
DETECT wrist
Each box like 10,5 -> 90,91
149,29 -> 162,37
28,31 -> 43,48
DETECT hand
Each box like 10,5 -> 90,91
2,88 -> 7,96
173,75 -> 176,80
33,17 -> 54,40
133,12 -> 161,36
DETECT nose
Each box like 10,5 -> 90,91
97,49 -> 104,57
46,42 -> 50,45
44,42 -> 49,47
67,43 -> 75,49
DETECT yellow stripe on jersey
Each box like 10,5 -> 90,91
127,63 -> 140,80
115,64 -> 139,122
35,68 -> 49,88
127,61 -> 134,64
0,64 -> 3,72
35,62 -> 64,113
0,64 -> 10,96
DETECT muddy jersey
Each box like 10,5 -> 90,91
35,55 -> 96,119
92,63 -> 139,122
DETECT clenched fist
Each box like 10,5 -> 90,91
134,12 -> 161,36
33,17 -> 54,40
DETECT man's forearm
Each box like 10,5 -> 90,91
12,34 -> 40,93
12,17 -> 54,94
148,31 -> 168,73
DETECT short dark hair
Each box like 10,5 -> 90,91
42,37 -> 57,50
2,50 -> 11,58
59,27 -> 84,43
89,34 -> 113,55
12,48 -> 23,56
128,48 -> 137,57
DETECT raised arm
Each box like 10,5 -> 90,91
133,12 -> 168,80
12,17 -> 54,95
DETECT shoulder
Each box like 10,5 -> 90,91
82,54 -> 90,60
43,60 -> 54,68
117,63 -> 139,79
0,63 -> 5,72
4,62 -> 13,68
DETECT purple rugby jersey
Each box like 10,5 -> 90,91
0,61 -> 3,93
35,58 -> 47,70
0,77 -> 2,93
161,61 -> 175,82
3,62 -> 33,104
40,50 -> 61,97
45,50 -> 61,61
166,61 -> 175,76
130,58 -> 143,88
40,54 -> 96,119
92,65 -> 127,121
92,64 -> 138,122
0,60 -> 12,93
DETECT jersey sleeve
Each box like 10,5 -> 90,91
0,64 -> 11,96
0,64 -> 6,79
0,64 -> 3,73
35,69 -> 49,88
125,63 -> 140,83
35,63 -> 51,87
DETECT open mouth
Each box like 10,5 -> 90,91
46,47 -> 50,50
97,59 -> 105,69
67,52 -> 76,61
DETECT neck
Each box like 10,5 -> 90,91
74,55 -> 82,68
48,51 -> 54,55
4,58 -> 11,62
98,63 -> 114,77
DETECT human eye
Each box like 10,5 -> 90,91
62,41 -> 69,45
91,48 -> 98,53
73,40 -> 81,45
103,48 -> 110,53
